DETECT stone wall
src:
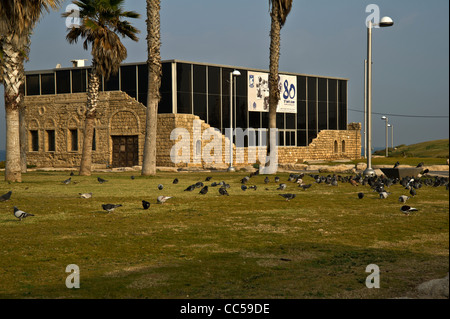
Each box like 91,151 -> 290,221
24,91 -> 361,169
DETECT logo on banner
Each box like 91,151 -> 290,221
249,75 -> 255,89
283,80 -> 296,100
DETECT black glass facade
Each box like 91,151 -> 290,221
25,60 -> 348,147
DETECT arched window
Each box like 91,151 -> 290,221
342,140 -> 346,153
334,140 -> 338,153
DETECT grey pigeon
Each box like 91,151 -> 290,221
241,185 -> 248,191
358,192 -> 364,199
199,186 -> 208,195
13,206 -> 34,221
393,161 -> 400,169
79,193 -> 93,199
277,183 -> 287,191
409,188 -> 417,197
70,171 -> 75,176
157,196 -> 172,204
173,178 -> 179,184
219,187 -> 229,196
158,184 -> 164,190
299,184 -> 312,191
142,200 -> 150,210
398,195 -> 410,203
0,191 -> 12,202
130,176 -> 135,180
184,185 -> 195,192
400,205 -> 418,215
102,204 -> 122,213
249,185 -> 257,191
274,176 -> 280,183
264,177 -> 270,184
195,182 -> 204,188
62,177 -> 72,185
279,194 -> 296,201
97,177 -> 108,184
379,192 -> 391,199
416,162 -> 424,168
205,177 -> 212,182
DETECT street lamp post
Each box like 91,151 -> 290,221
363,16 -> 394,177
388,124 -> 394,150
381,116 -> 389,157
228,70 -> 241,172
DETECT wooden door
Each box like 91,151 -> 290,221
112,136 -> 139,167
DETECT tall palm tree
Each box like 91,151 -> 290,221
0,0 -> 62,182
266,0 -> 292,173
63,0 -> 140,176
141,0 -> 161,176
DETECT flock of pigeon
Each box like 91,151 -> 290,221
1,161 -> 448,221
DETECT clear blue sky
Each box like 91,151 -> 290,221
1,0 -> 449,151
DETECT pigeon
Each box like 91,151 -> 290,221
0,191 -> 12,202
184,185 -> 196,192
331,179 -> 338,187
158,184 -> 164,190
379,192 -> 391,199
279,194 -> 296,201
97,177 -> 108,184
79,193 -> 93,199
195,182 -> 204,188
274,176 -> 280,183
173,178 -> 179,184
249,185 -> 257,191
393,161 -> 400,169
13,206 -> 34,221
219,187 -> 229,196
409,188 -> 417,197
70,171 -> 75,176
358,192 -> 364,199
62,177 -> 72,185
277,183 -> 287,191
205,177 -> 212,182
241,176 -> 250,184
299,184 -> 312,191
241,185 -> 248,191
422,169 -> 430,175
102,204 -> 122,213
416,162 -> 424,168
398,195 -> 410,203
157,196 -> 172,204
130,176 -> 135,180
400,205 -> 418,215
199,186 -> 209,195
142,200 -> 150,210
264,177 -> 270,184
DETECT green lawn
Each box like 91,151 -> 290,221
0,170 -> 448,299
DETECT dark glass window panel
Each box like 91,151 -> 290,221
222,95 -> 230,130
120,65 -> 137,99
30,130 -> 39,151
338,80 -> 347,104
235,96 -> 247,130
161,63 -> 172,93
194,93 -> 207,121
307,77 -> 317,101
286,113 -> 296,129
104,72 -> 119,91
297,76 -> 307,101
338,103 -> 347,130
235,69 -> 247,97
221,68 -> 233,97
177,92 -> 192,114
46,130 -> 55,152
278,131 -> 284,146
208,95 -> 221,129
138,64 -> 149,106
329,102 -> 338,130
193,64 -> 206,93
297,130 -> 307,147
262,112 -> 269,128
285,131 -> 291,146
70,129 -> 78,151
177,63 -> 191,93
159,92 -> 173,114
26,75 -> 40,96
308,101 -> 317,131
258,129 -> 268,147
208,66 -> 221,95
297,100 -> 307,130
41,73 -> 55,95
318,101 -> 328,130
318,78 -> 327,102
249,112 -> 261,129
277,113 -> 285,129
328,79 -> 337,103
72,69 -> 87,93
308,130 -> 317,145
56,70 -> 71,94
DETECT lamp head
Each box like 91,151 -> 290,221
379,16 -> 394,27
381,116 -> 387,120
232,70 -> 241,76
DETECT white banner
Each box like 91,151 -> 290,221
248,71 -> 297,113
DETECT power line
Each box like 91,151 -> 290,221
348,108 -> 449,119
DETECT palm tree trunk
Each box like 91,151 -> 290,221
19,104 -> 28,173
142,0 -> 161,176
2,37 -> 24,182
266,2 -> 282,173
79,69 -> 100,176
